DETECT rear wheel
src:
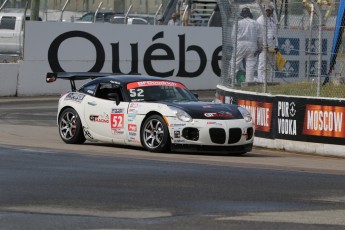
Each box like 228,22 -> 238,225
58,108 -> 86,144
140,115 -> 170,152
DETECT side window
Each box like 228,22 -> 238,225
0,16 -> 16,30
96,83 -> 124,101
80,84 -> 97,96
81,14 -> 93,22
132,19 -> 147,25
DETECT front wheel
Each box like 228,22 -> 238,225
140,115 -> 171,152
58,108 -> 86,144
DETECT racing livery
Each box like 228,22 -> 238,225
46,72 -> 254,155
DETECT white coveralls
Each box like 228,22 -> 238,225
230,18 -> 262,83
256,14 -> 278,82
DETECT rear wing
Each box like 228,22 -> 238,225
46,72 -> 113,91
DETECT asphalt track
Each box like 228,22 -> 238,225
1,98 -> 345,229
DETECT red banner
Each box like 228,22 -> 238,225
303,105 -> 345,138
238,100 -> 273,132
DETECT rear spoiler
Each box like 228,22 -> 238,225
46,72 -> 113,91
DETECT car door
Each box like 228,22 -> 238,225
84,96 -> 114,142
84,83 -> 128,144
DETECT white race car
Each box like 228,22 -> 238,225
46,72 -> 254,155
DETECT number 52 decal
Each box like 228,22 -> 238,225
129,88 -> 144,97
111,113 -> 124,128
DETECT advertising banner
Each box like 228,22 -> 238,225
275,96 -> 345,145
217,89 -> 345,145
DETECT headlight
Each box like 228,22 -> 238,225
238,106 -> 253,123
168,106 -> 192,122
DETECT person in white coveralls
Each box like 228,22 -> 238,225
256,2 -> 279,82
230,7 -> 262,83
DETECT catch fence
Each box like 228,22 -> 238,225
217,0 -> 344,99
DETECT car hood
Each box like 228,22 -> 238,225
163,101 -> 243,120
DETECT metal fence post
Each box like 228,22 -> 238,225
313,1 -> 322,97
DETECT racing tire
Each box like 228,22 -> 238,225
140,115 -> 171,153
58,108 -> 86,144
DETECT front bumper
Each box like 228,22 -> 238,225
166,118 -> 254,148
171,143 -> 253,154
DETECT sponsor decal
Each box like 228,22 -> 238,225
112,108 -> 124,114
303,105 -> 345,138
89,113 -> 110,123
112,128 -> 124,135
170,123 -> 186,127
174,139 -> 186,143
128,124 -> 137,132
128,113 -> 136,118
238,100 -> 273,132
129,132 -> 136,136
202,105 -> 213,108
131,98 -> 145,102
83,126 -> 93,139
204,111 -> 234,118
277,101 -> 297,136
129,103 -> 141,108
128,108 -> 138,114
204,113 -> 215,117
127,81 -> 186,89
128,118 -> 135,124
128,139 -> 141,144
174,130 -> 181,138
65,92 -> 85,102
89,115 -> 98,121
111,109 -> 124,129
206,121 -> 223,126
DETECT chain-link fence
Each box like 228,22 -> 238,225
0,0 -> 168,63
217,0 -> 344,99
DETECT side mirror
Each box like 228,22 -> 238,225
193,93 -> 199,99
107,93 -> 120,105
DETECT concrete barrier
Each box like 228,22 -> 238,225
216,85 -> 345,157
0,63 -> 19,96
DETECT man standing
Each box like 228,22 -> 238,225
177,0 -> 192,26
230,7 -> 262,83
256,2 -> 278,82
168,13 -> 181,26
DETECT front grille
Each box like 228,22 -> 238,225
228,128 -> 242,144
209,128 -> 226,144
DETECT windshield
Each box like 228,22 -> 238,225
127,81 -> 198,102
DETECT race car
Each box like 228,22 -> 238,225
46,72 -> 254,155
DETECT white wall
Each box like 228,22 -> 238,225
16,21 -> 222,96
0,22 -> 338,96
0,63 -> 19,96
